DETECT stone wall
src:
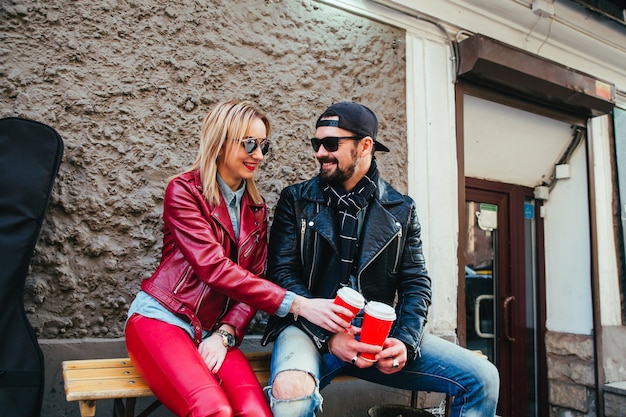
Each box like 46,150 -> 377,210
546,331 -> 597,417
0,0 -> 407,339
604,382 -> 626,417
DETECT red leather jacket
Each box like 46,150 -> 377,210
141,170 -> 286,345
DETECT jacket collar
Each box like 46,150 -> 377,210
188,170 -> 264,243
211,192 -> 263,243
301,175 -> 405,206
304,175 -> 405,273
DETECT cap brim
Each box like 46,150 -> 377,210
374,141 -> 390,152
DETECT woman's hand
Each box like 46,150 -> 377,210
198,333 -> 228,373
292,296 -> 352,333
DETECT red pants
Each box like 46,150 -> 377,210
125,314 -> 272,417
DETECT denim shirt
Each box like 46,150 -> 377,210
216,174 -> 245,241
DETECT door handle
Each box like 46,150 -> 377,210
474,295 -> 494,339
503,295 -> 516,342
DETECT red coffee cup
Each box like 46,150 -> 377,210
359,301 -> 396,361
334,287 -> 365,324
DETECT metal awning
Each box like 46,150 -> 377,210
457,34 -> 615,117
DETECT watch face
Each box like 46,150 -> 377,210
217,329 -> 235,347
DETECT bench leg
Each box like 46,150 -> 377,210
113,398 -> 124,417
78,400 -> 96,417
111,397 -> 161,417
444,395 -> 452,417
112,397 -> 138,417
125,397 -> 137,417
136,399 -> 162,417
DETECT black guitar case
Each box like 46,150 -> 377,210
0,118 -> 63,417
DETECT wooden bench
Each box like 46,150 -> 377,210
63,355 -> 164,417
62,349 -> 479,417
62,351 -> 355,417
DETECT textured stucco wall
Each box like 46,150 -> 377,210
1,0 -> 407,339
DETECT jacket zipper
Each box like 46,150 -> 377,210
240,233 -> 259,260
302,203 -> 319,290
195,284 -> 210,315
173,265 -> 193,294
238,218 -> 261,262
214,296 -> 231,324
300,219 -> 306,262
392,226 -> 403,272
299,320 -> 324,349
416,327 -> 424,358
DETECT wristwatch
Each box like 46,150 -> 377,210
215,329 -> 235,349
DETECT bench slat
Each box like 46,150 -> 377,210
64,366 -> 144,380
63,357 -> 136,370
65,378 -> 152,401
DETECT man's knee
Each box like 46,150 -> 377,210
482,360 -> 500,399
272,370 -> 316,399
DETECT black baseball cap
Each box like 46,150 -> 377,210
315,102 -> 390,152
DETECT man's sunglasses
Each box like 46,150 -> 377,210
309,136 -> 363,152
240,138 -> 271,155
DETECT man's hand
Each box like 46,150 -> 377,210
375,337 -> 408,374
294,296 -> 352,333
328,327 -> 382,369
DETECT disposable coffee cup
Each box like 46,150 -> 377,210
334,287 -> 365,323
359,301 -> 396,361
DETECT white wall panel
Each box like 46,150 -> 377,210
543,145 -> 593,333
406,32 -> 459,334
464,95 -> 573,188
589,116 -> 622,327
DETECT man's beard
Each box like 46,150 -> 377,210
318,149 -> 357,185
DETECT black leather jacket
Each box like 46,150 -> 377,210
262,175 -> 432,361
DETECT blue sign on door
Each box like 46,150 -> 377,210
524,203 -> 534,219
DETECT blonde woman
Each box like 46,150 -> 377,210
125,100 -> 351,417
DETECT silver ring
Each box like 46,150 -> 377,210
392,358 -> 399,368
351,356 -> 358,365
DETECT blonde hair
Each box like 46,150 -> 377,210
187,100 -> 270,205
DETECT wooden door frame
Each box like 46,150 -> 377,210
464,179 -> 545,416
455,81 -> 550,416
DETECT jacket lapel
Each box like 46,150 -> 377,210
211,195 -> 236,243
308,205 -> 339,253
357,198 -> 401,272
239,193 -> 262,242
302,178 -> 339,252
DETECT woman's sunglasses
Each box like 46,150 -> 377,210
309,136 -> 362,152
240,138 -> 271,155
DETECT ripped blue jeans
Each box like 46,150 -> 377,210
265,325 -> 499,417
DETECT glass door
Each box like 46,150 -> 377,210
464,180 -> 542,417
464,200 -> 497,363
